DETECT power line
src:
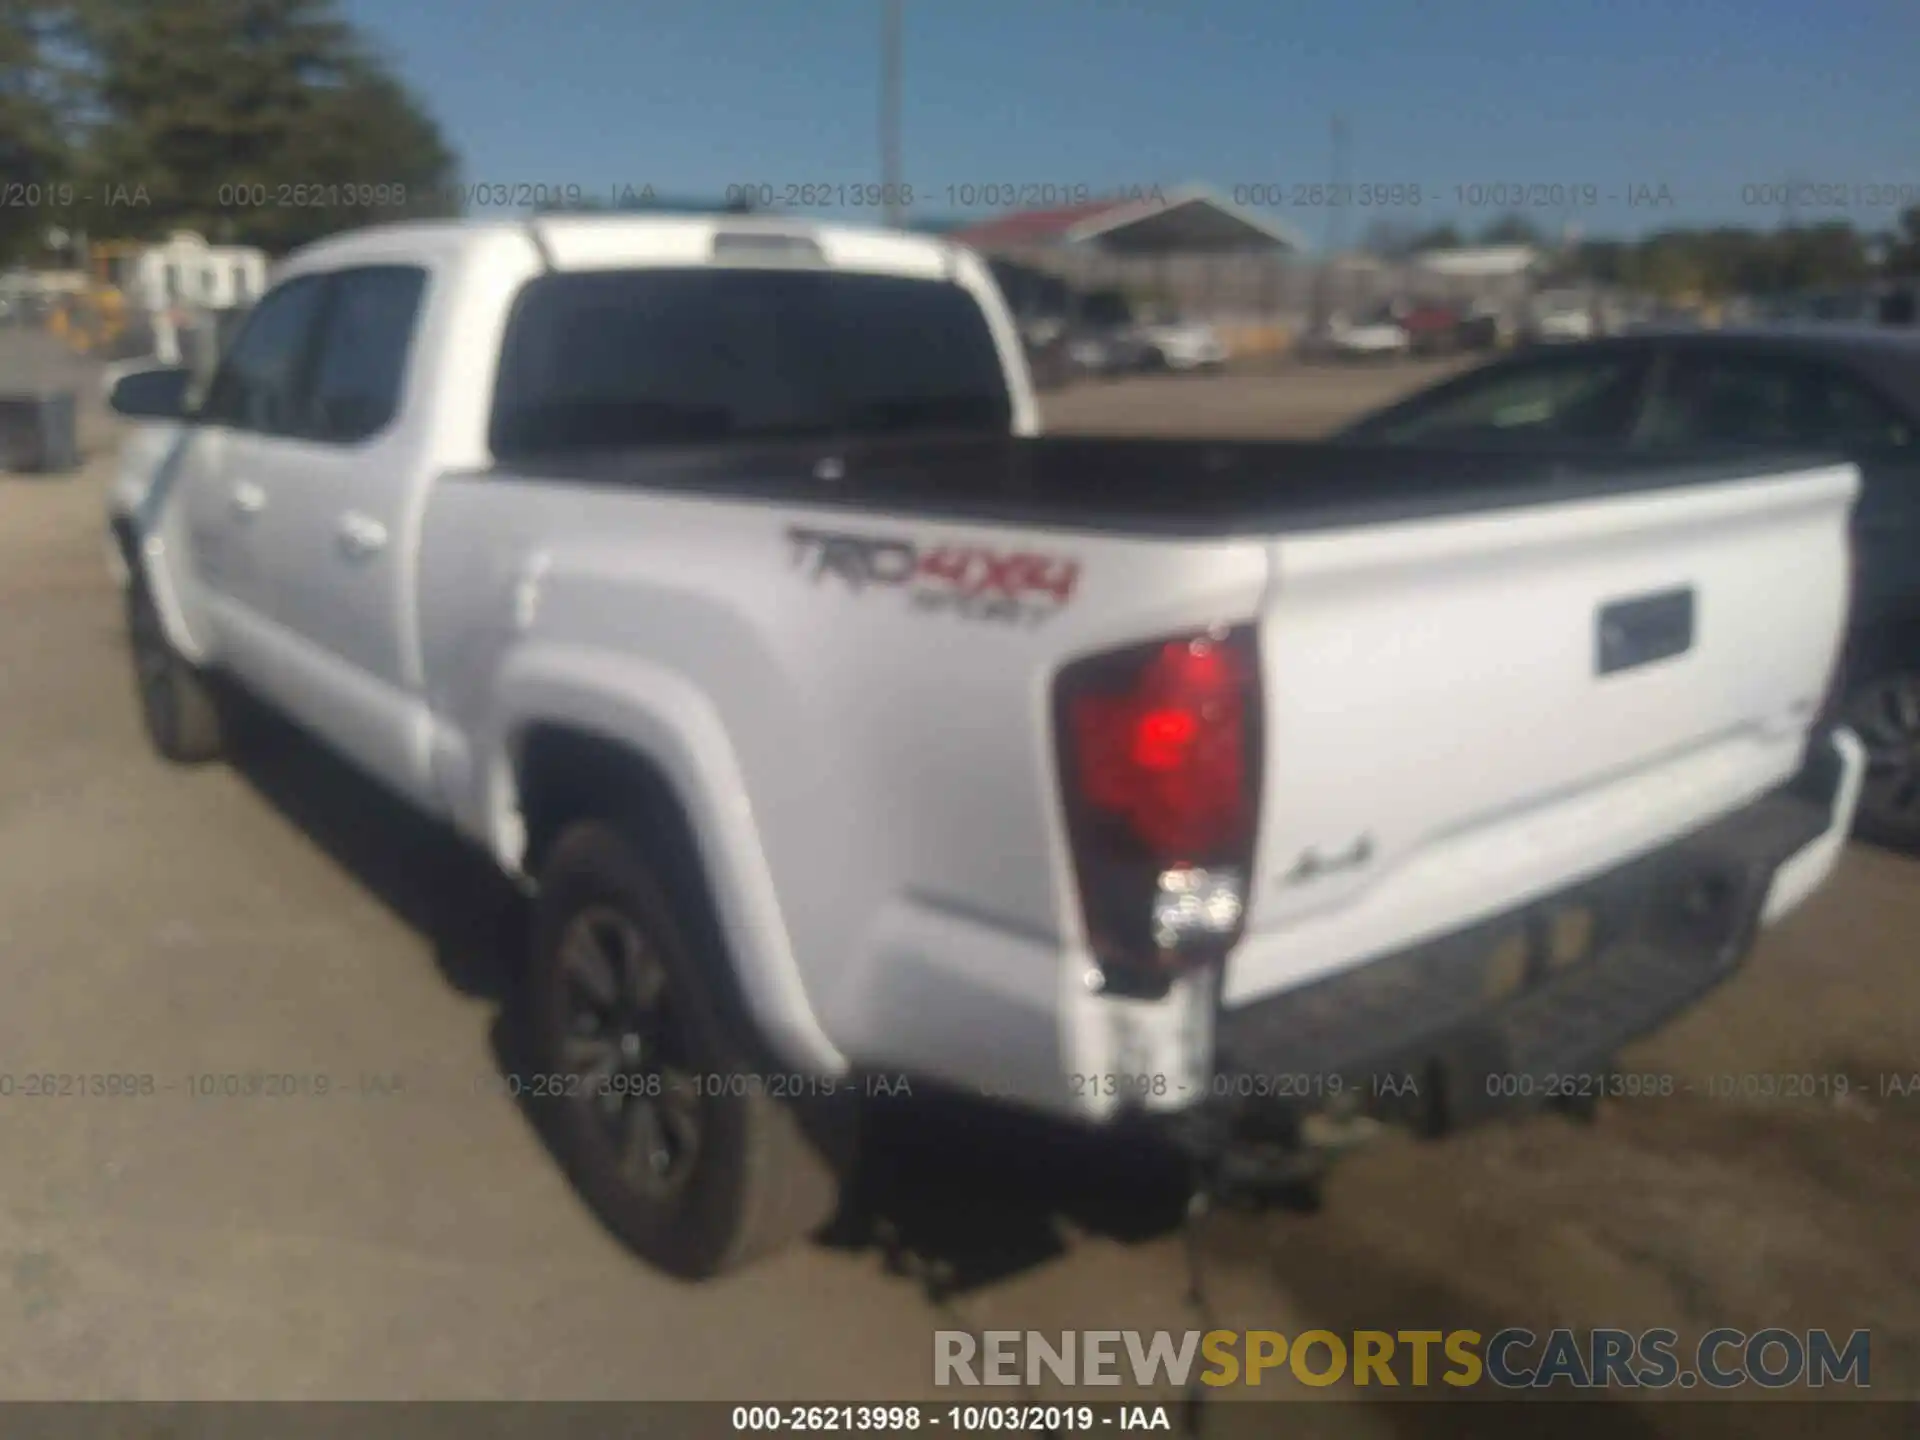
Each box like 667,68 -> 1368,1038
881,0 -> 903,227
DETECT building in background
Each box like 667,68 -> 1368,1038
949,184 -> 1303,334
1410,245 -> 1542,304
128,231 -> 269,316
114,232 -> 269,364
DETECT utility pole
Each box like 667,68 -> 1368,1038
1312,115 -> 1350,331
1327,115 -> 1351,255
881,0 -> 903,227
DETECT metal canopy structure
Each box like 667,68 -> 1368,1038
952,184 -> 1305,256
951,185 -> 1305,327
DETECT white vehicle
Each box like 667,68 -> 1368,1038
1323,311 -> 1412,358
1530,290 -> 1598,343
1135,319 -> 1229,371
108,214 -> 1864,1278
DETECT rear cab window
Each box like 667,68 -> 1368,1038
488,268 -> 1014,460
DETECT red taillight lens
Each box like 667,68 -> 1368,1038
1055,628 -> 1262,996
1069,636 -> 1252,860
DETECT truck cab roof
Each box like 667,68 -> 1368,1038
274,214 -> 967,283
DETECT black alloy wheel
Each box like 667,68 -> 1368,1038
552,902 -> 703,1199
1847,671 -> 1920,849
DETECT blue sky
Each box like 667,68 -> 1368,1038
343,0 -> 1920,245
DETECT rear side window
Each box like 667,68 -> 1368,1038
1815,369 -> 1914,451
489,268 -> 1013,458
1638,354 -> 1818,446
1345,354 -> 1648,444
1635,351 -> 1916,451
304,265 -> 428,443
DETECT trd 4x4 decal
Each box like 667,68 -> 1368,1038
787,525 -> 1079,627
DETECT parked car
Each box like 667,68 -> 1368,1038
1454,299 -> 1514,352
1319,309 -> 1411,359
1064,322 -> 1158,378
108,216 -> 1862,1279
1526,290 -> 1597,344
1394,300 -> 1465,356
1134,319 -> 1229,372
1338,326 -> 1920,847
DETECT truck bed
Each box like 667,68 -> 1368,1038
423,434 -> 1855,1097
464,434 -> 1845,538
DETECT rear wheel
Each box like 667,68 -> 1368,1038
1845,669 -> 1920,851
525,821 -> 844,1277
126,580 -> 224,763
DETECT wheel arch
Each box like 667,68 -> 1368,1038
490,678 -> 845,1077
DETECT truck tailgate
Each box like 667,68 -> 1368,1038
1226,461 -> 1856,1008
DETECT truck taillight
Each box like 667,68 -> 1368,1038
1054,628 -> 1262,997
1815,528 -> 1859,729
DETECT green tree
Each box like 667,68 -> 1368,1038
0,1 -> 73,261
1884,208 -> 1920,277
1562,221 -> 1875,299
62,0 -> 457,253
1568,238 -> 1636,287
1405,223 -> 1463,253
1770,222 -> 1872,293
1476,213 -> 1543,247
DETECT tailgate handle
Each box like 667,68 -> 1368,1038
1597,586 -> 1694,676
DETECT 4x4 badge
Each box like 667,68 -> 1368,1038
1282,834 -> 1375,886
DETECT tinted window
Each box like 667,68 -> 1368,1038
491,268 -> 1012,457
304,266 -> 428,443
1639,354 -> 1813,445
1639,352 -> 1915,449
1346,354 -> 1648,443
197,275 -> 328,435
1815,370 -> 1915,451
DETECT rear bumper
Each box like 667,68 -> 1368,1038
1199,727 -> 1862,1144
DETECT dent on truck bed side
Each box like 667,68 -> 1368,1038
445,641 -> 849,1077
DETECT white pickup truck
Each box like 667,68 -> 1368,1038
107,214 -> 1866,1279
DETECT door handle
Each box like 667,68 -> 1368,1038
337,512 -> 389,559
1596,586 -> 1695,676
230,481 -> 266,517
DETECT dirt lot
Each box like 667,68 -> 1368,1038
0,362 -> 1915,1430
1042,357 -> 1474,438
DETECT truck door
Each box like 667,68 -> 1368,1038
177,273 -> 330,688
256,263 -> 435,801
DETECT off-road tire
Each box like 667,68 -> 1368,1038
126,579 -> 224,763
1843,667 -> 1920,852
525,820 -> 844,1278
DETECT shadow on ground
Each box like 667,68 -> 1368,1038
221,689 -> 523,1004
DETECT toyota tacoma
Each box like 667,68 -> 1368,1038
107,214 -> 1865,1278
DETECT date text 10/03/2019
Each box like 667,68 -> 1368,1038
730,1404 -> 1172,1432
